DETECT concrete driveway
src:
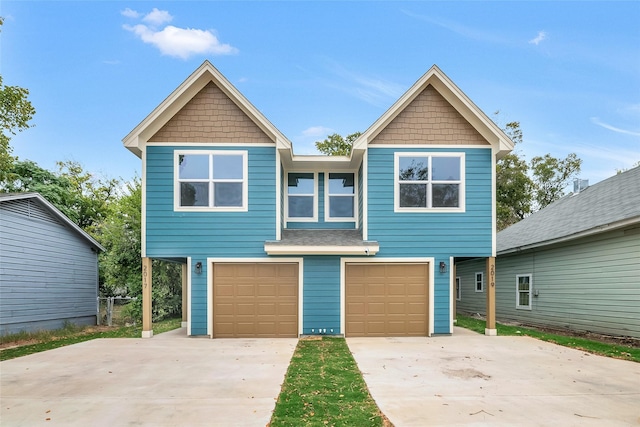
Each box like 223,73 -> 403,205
349,327 -> 640,427
0,328 -> 297,426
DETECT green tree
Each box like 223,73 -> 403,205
495,119 -> 534,230
531,153 -> 582,209
2,159 -> 120,233
315,132 -> 362,156
0,18 -> 36,180
56,160 -> 120,231
96,179 -> 182,321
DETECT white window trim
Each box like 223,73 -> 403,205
456,276 -> 461,301
393,152 -> 465,213
475,272 -> 484,293
324,171 -> 357,223
174,150 -> 248,212
285,171 -> 318,222
516,274 -> 533,310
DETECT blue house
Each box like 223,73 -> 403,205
123,61 -> 513,338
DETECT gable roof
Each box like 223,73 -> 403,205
0,192 -> 105,252
498,166 -> 640,254
352,65 -> 514,158
123,60 -> 293,157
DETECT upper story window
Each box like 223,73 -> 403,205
326,172 -> 355,221
287,172 -> 317,221
175,150 -> 248,212
394,153 -> 465,212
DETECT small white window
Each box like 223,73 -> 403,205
475,272 -> 484,292
516,274 -> 532,310
175,151 -> 247,211
287,172 -> 317,221
394,153 -> 465,212
326,172 -> 355,221
456,277 -> 461,301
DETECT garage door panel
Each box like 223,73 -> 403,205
346,263 -> 428,337
213,263 -> 298,338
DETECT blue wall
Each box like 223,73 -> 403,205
367,147 -> 493,333
146,145 -> 278,334
302,256 -> 341,335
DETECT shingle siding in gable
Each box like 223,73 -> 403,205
371,85 -> 489,146
149,82 -> 274,144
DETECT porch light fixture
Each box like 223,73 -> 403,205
195,262 -> 202,274
439,261 -> 447,274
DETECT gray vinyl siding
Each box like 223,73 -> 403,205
456,226 -> 640,338
0,199 -> 98,335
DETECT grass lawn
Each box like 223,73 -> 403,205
270,336 -> 390,427
456,314 -> 640,363
0,317 -> 182,361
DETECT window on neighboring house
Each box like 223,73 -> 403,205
175,151 -> 247,211
475,272 -> 484,292
287,172 -> 316,220
326,172 -> 355,220
516,274 -> 532,310
395,153 -> 464,212
456,277 -> 461,301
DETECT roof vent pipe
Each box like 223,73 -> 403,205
573,179 -> 589,194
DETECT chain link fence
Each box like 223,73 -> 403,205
97,297 -> 137,327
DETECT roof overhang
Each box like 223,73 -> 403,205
264,242 -> 380,256
123,60 -> 293,158
0,193 -> 105,252
279,147 -> 365,171
352,65 -> 514,159
498,215 -> 640,256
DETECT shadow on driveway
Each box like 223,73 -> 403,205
348,327 -> 640,426
1,328 -> 297,426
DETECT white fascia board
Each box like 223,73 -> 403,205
264,244 -> 380,256
352,65 -> 514,158
122,60 -> 292,155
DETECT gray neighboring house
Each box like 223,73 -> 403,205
456,166 -> 640,338
0,193 -> 104,336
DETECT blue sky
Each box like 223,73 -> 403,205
2,1 -> 639,186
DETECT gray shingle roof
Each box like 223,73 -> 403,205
268,229 -> 375,247
498,166 -> 640,254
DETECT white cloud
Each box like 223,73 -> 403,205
590,117 -> 640,137
121,8 -> 140,19
123,9 -> 238,60
529,31 -> 547,46
143,8 -> 172,26
302,126 -> 334,137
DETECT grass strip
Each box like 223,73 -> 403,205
0,317 -> 182,361
270,336 -> 389,427
456,315 -> 640,363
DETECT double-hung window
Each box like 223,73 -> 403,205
175,151 -> 248,211
287,172 -> 316,220
395,153 -> 464,212
326,172 -> 355,220
516,274 -> 532,310
475,272 -> 484,292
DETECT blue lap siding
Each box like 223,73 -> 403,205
367,147 -> 493,333
145,145 -> 277,334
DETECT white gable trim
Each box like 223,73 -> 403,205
352,65 -> 514,159
123,60 -> 293,158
